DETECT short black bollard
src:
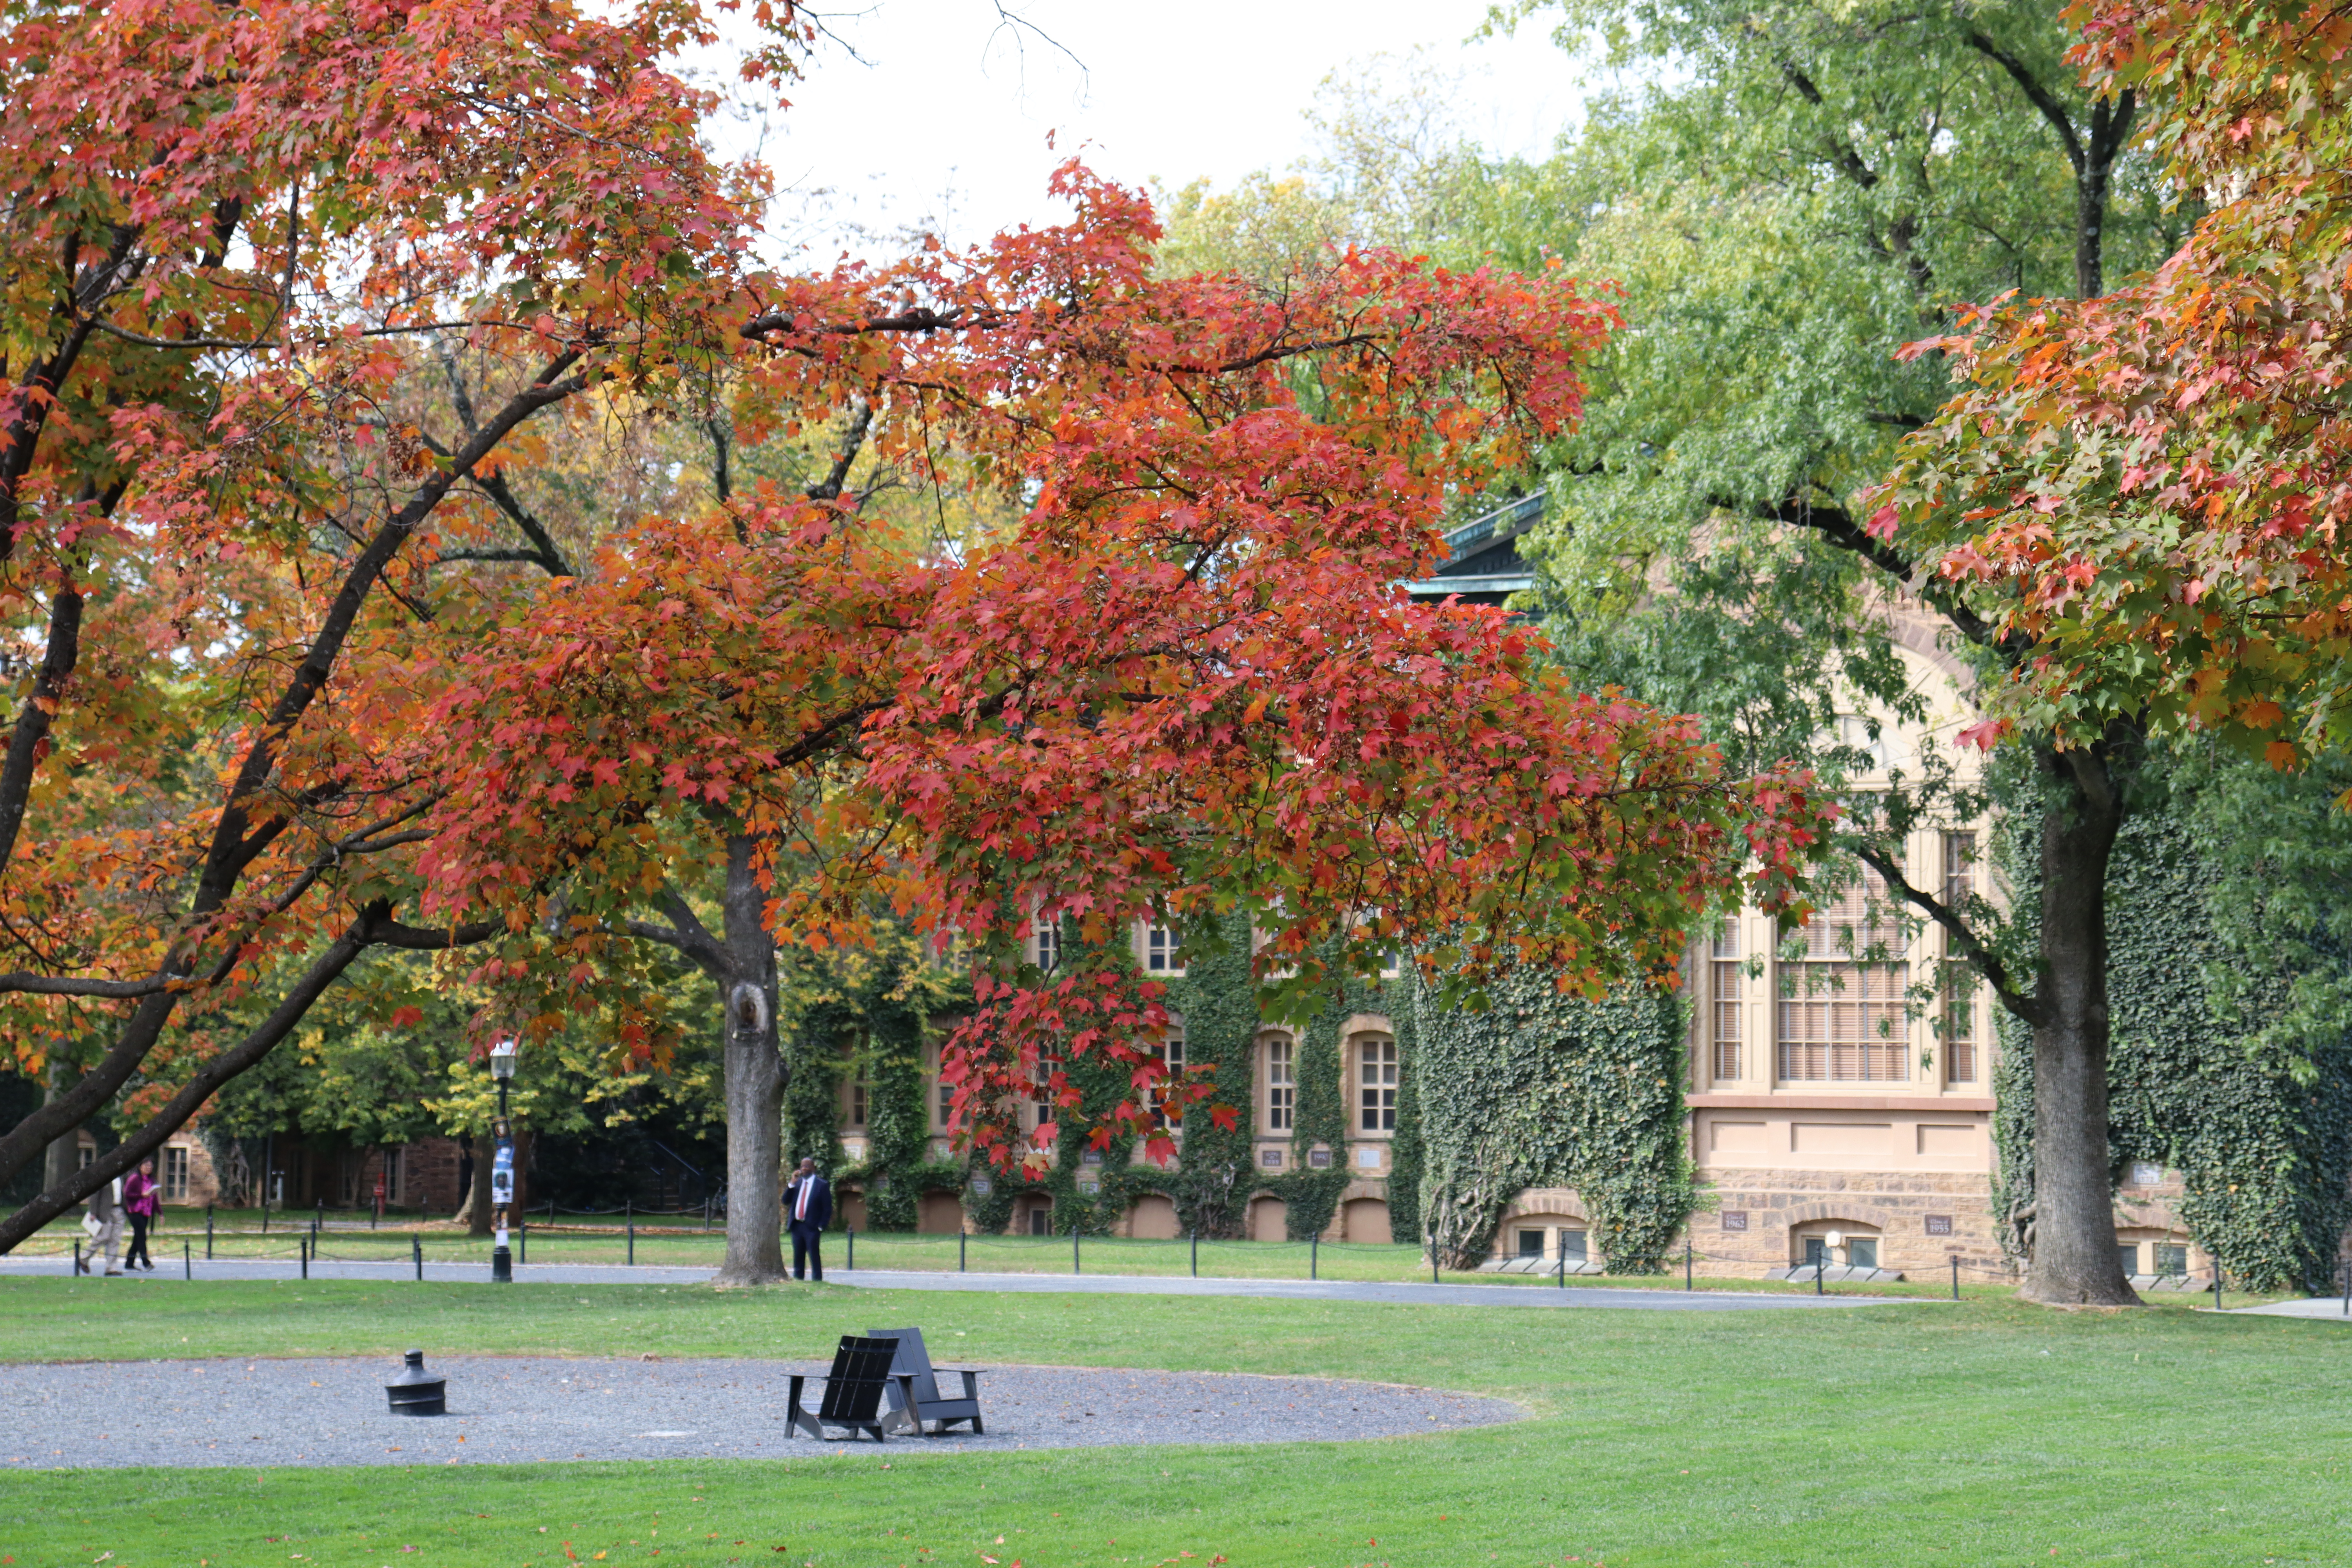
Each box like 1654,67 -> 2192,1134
386,1349 -> 446,1416
959,1230 -> 967,1272
206,1204 -> 214,1260
517,1215 -> 526,1267
1190,1229 -> 1198,1278
1951,1255 -> 1960,1301
1430,1247 -> 1439,1285
1310,1233 -> 1318,1281
846,1227 -> 855,1272
183,1240 -> 191,1280
414,1233 -> 423,1281
2214,1266 -> 2224,1310
1815,1256 -> 1824,1295
300,1236 -> 309,1280
1072,1228 -> 1080,1275
1686,1238 -> 1693,1291
2341,1257 -> 2348,1318
626,1212 -> 635,1267
1556,1250 -> 1565,1289
73,1238 -> 81,1276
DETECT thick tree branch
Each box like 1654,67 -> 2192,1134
624,885 -> 731,978
1774,57 -> 1883,189
0,352 -> 591,1195
1850,841 -> 2043,1027
0,536 -> 94,872
0,901 -> 501,1254
1966,30 -> 2085,174
1721,491 -> 2005,651
806,399 -> 873,503
0,226 -> 143,561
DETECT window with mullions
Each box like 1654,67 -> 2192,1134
1144,925 -> 1183,975
1030,1045 -> 1062,1125
161,1145 -> 190,1202
1711,921 -> 1743,1082
1150,1033 -> 1186,1128
1032,912 -> 1062,973
1942,831 -> 1980,1083
1263,1035 -> 1295,1132
1358,1037 -> 1398,1132
1778,864 -> 1909,1082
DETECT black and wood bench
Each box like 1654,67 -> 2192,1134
870,1325 -> 986,1436
786,1334 -> 904,1443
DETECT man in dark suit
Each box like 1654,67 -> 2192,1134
784,1157 -> 831,1281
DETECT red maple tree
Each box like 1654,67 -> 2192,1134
417,166 -> 1832,1280
1877,0 -> 2352,772
0,1 -> 1828,1272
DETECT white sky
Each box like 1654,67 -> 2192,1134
704,0 -> 1592,255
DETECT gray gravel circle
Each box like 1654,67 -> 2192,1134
2,1356 -> 1523,1468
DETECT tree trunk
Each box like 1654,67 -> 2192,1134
2021,745 -> 2140,1306
713,833 -> 787,1286
465,1128 -> 495,1238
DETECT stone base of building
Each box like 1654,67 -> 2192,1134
1694,1167 -> 2010,1282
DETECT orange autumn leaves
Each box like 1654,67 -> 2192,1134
414,163 -> 1831,1167
0,0 -> 1830,1181
1875,0 -> 2352,771
0,0 -> 759,1103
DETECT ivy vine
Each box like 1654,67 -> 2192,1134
1412,965 -> 1692,1272
1992,785 -> 2352,1292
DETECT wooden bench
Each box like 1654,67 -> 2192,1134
870,1325 -> 986,1436
786,1334 -> 904,1443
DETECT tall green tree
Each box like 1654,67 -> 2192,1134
1494,0 -> 2197,1303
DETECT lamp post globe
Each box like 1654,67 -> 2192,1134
489,1038 -> 520,1284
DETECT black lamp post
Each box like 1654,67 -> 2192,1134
489,1037 -> 519,1284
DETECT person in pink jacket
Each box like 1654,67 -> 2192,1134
121,1157 -> 160,1272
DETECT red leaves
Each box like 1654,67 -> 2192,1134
1871,2 -> 2352,764
327,154 -> 1823,1158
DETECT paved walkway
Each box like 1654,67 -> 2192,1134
0,1255 -> 1900,1310
2228,1296 -> 2352,1321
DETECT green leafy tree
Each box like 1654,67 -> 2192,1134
1485,0 -> 2209,1305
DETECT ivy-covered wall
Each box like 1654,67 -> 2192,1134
1412,967 -> 1692,1273
1992,802 -> 2352,1293
789,908 -> 1428,1242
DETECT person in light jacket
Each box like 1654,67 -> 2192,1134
80,1174 -> 123,1277
122,1156 -> 161,1271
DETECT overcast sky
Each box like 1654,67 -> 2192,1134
703,0 -> 1591,255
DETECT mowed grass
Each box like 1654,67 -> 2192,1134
0,1279 -> 2345,1568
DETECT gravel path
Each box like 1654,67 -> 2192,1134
0,1256 -> 1902,1310
0,1356 -> 1522,1468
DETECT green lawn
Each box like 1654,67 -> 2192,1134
0,1278 -> 2344,1568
